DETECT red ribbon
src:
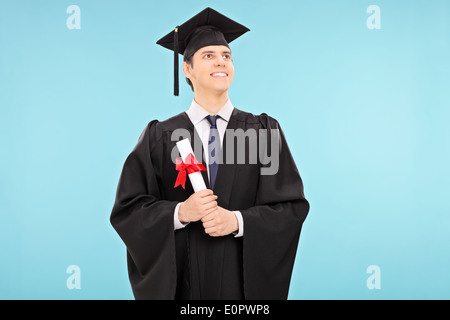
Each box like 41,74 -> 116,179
174,153 -> 207,189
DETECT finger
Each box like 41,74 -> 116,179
201,208 -> 218,222
205,205 -> 218,215
203,199 -> 217,210
201,194 -> 218,205
198,189 -> 214,197
204,226 -> 217,235
200,212 -> 213,223
202,220 -> 215,229
208,232 -> 220,237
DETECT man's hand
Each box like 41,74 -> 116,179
178,189 -> 218,224
201,206 -> 239,237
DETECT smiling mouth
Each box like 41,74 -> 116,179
210,72 -> 228,78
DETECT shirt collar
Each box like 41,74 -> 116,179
186,98 -> 234,126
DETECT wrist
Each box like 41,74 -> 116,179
178,202 -> 188,224
229,210 -> 239,233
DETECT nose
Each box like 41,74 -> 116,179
214,56 -> 226,67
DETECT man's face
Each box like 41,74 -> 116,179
183,45 -> 234,94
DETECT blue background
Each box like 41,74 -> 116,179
1,0 -> 449,299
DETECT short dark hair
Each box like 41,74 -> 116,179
183,55 -> 194,92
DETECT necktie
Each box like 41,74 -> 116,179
205,115 -> 221,189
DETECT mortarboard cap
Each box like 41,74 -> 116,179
156,7 -> 250,96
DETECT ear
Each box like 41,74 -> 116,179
182,61 -> 192,79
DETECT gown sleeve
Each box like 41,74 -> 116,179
241,114 -> 310,299
110,120 -> 178,299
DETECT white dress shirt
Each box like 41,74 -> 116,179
173,99 -> 244,237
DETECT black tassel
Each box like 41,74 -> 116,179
174,26 -> 179,96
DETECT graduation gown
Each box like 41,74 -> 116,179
110,107 -> 310,300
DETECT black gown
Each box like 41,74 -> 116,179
110,107 -> 310,300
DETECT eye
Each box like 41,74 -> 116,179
204,54 -> 212,59
223,54 -> 231,60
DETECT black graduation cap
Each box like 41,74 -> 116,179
156,7 -> 250,96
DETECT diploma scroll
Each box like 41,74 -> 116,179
175,138 -> 207,192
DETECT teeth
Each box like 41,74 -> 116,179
212,72 -> 227,77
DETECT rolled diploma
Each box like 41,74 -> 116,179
176,138 -> 207,192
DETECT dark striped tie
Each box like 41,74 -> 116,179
205,115 -> 221,189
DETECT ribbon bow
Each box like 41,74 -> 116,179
174,153 -> 207,189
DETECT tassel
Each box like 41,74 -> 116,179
174,26 -> 179,96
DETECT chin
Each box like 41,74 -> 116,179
210,82 -> 232,93
212,87 -> 230,95
197,81 -> 231,94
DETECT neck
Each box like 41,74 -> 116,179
194,90 -> 229,115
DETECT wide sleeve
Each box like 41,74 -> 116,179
110,120 -> 178,300
241,115 -> 310,300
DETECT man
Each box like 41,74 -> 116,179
110,7 -> 310,300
